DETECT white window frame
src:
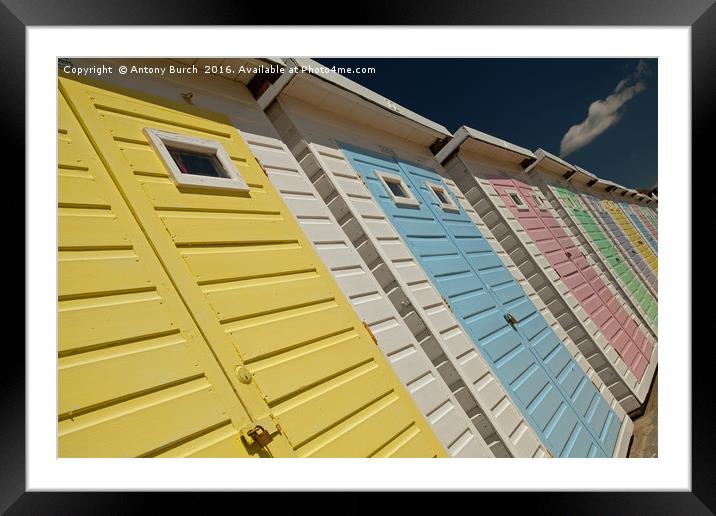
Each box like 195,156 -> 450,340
505,188 -> 529,211
427,182 -> 459,212
530,192 -> 549,211
375,170 -> 419,207
144,128 -> 250,192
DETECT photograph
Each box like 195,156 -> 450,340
57,56 -> 659,459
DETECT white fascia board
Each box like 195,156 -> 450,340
591,178 -> 620,192
525,147 -> 573,177
574,165 -> 598,181
535,148 -> 575,172
257,61 -> 298,111
463,126 -> 535,160
434,126 -> 470,163
437,125 -> 535,165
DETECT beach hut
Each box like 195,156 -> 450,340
437,127 -> 656,413
192,60 -> 496,457
611,187 -> 659,254
577,190 -> 658,297
588,180 -> 658,277
624,193 -> 659,242
57,59 -> 446,458
636,198 -> 659,238
639,200 -> 659,229
626,193 -> 658,239
262,62 -> 632,456
523,151 -> 657,336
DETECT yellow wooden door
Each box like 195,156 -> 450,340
58,91 -> 270,458
602,199 -> 658,275
59,75 -> 445,458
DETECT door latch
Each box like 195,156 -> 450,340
255,158 -> 268,176
246,425 -> 272,448
504,312 -> 518,326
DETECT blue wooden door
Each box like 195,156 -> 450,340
339,142 -> 620,458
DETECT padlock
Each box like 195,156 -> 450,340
247,425 -> 273,448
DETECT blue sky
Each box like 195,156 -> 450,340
317,58 -> 657,190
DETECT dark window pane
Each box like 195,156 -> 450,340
168,148 -> 226,178
434,188 -> 449,204
509,193 -> 523,206
386,180 -> 408,198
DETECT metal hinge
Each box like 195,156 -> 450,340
363,322 -> 378,345
256,158 -> 268,176
441,296 -> 453,313
240,415 -> 282,448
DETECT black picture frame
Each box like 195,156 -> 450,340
8,0 -> 706,512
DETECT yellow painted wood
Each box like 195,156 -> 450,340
59,75 -> 445,457
58,207 -> 130,249
225,300 -> 353,362
271,362 -> 394,449
59,333 -> 199,416
58,250 -> 153,298
602,199 -> 658,274
181,244 -> 312,284
139,176 -> 278,214
57,89 -> 277,458
58,378 -> 233,458
250,331 -> 372,403
58,172 -> 111,208
308,396 -> 435,458
58,290 -> 178,354
156,424 -> 252,458
159,212 -> 288,246
202,272 -> 332,323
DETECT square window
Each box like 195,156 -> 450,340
386,179 -> 409,198
428,183 -> 459,212
144,128 -> 250,192
531,193 -> 549,210
506,189 -> 529,210
375,170 -> 420,207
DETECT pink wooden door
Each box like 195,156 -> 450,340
489,175 -> 653,381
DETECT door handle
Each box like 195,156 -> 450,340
504,313 -> 518,326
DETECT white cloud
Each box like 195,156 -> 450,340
560,60 -> 649,157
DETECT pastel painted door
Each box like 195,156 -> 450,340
619,201 -> 658,253
550,186 -> 657,330
636,206 -> 658,238
626,203 -> 658,241
488,176 -> 653,382
340,143 -> 621,458
602,199 -> 658,275
581,193 -> 658,294
636,204 -> 659,230
639,205 -> 658,229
